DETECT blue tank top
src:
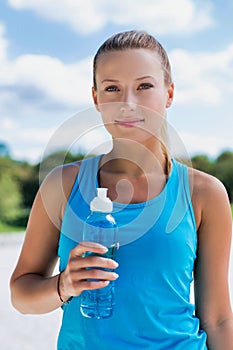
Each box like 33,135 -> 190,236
57,155 -> 207,349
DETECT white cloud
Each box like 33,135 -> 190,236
179,131 -> 233,158
0,53 -> 93,109
0,2 -> 228,112
0,16 -> 233,114
8,0 -> 214,35
0,108 -> 108,163
0,24 -> 94,162
0,22 -> 8,62
170,44 -> 233,105
1,119 -> 56,162
1,117 -> 18,129
0,18 -> 93,110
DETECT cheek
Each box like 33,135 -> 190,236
146,94 -> 167,112
99,103 -> 120,136
99,102 -> 120,122
98,90 -> 120,104
139,95 -> 167,125
143,110 -> 166,138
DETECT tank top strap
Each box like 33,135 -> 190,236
165,160 -> 196,233
68,154 -> 102,206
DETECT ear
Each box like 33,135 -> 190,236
92,87 -> 100,112
166,82 -> 174,108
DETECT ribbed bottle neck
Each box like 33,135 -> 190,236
90,210 -> 112,216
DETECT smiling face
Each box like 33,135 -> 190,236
92,49 -> 174,144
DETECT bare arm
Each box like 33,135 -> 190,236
192,169 -> 233,349
10,163 -> 118,314
10,164 -> 74,313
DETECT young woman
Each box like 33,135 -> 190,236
10,30 -> 233,349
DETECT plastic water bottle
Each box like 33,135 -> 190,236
80,188 -> 118,319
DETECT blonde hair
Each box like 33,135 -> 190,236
93,30 -> 173,175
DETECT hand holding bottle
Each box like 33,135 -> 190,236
58,241 -> 119,303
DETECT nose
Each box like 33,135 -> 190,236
120,102 -> 136,113
120,88 -> 137,113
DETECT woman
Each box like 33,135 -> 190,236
10,30 -> 233,349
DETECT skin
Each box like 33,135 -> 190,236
10,49 -> 233,349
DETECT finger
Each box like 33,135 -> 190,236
81,280 -> 111,291
76,274 -> 119,291
72,269 -> 119,282
68,256 -> 118,272
80,255 -> 119,269
71,241 -> 108,258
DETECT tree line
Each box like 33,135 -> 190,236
0,150 -> 232,230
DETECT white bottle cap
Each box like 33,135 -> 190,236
90,188 -> 113,212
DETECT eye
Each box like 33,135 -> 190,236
138,83 -> 154,90
104,85 -> 120,92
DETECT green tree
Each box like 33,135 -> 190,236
38,150 -> 85,183
0,172 -> 23,223
213,151 -> 233,202
0,151 -> 87,229
0,157 -> 32,227
191,154 -> 214,174
19,163 -> 39,209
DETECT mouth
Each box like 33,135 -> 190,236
115,118 -> 144,128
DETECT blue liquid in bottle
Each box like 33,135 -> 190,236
80,188 -> 118,319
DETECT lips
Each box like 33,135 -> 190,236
115,118 -> 144,128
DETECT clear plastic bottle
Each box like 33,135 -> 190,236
80,188 -> 118,319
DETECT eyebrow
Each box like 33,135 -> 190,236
135,75 -> 155,81
101,79 -> 120,84
101,76 -> 156,84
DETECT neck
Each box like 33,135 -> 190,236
101,137 -> 168,177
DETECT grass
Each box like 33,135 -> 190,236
0,221 -> 25,233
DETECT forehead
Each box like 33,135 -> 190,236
95,49 -> 163,78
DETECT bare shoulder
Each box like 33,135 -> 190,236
38,160 -> 81,222
188,166 -> 228,199
41,160 -> 81,199
188,166 -> 231,230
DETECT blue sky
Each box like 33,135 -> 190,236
0,0 -> 233,163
